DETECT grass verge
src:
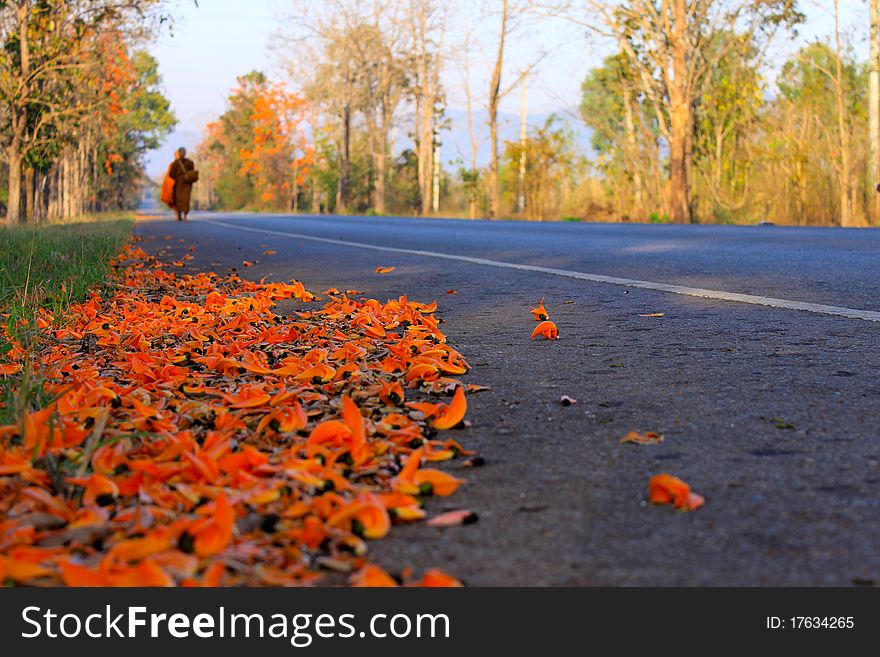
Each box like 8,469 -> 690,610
0,217 -> 134,424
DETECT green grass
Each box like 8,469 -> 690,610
0,217 -> 133,424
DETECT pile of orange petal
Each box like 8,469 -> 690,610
0,243 -> 475,587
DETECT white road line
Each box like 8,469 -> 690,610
204,219 -> 880,323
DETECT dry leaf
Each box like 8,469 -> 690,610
620,430 -> 664,445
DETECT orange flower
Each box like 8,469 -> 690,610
59,560 -> 112,587
378,380 -> 405,406
0,452 -> 32,476
256,402 -> 307,435
414,569 -> 463,587
295,362 -> 336,382
327,496 -> 391,539
648,474 -> 705,511
59,559 -> 175,587
351,564 -> 398,587
0,555 -> 52,583
108,529 -> 175,563
393,448 -> 463,497
190,493 -> 235,556
404,363 -> 440,386
67,473 -> 119,507
530,297 -> 548,321
431,386 -> 467,430
306,395 -> 370,465
219,385 -> 272,408
530,320 -> 559,340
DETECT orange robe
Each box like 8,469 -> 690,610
160,173 -> 175,209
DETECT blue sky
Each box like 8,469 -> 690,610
146,0 -> 867,177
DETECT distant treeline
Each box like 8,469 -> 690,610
194,0 -> 880,226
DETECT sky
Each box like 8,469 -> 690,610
145,0 -> 867,178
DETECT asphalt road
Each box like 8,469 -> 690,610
136,210 -> 880,586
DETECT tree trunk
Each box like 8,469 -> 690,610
63,151 -> 72,220
374,151 -> 387,214
6,1 -> 31,225
432,138 -> 440,213
413,6 -> 432,217
487,0 -> 508,220
833,0 -> 852,227
870,0 -> 879,224
518,76 -> 527,215
311,174 -> 320,214
622,80 -> 643,219
373,114 -> 388,214
24,167 -> 35,223
668,0 -> 692,223
6,146 -> 23,225
337,104 -> 351,212
291,161 -> 299,212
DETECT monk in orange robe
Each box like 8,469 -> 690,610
167,147 -> 196,221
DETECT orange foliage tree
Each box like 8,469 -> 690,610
195,75 -> 314,211
239,83 -> 314,210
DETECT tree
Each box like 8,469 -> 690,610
197,72 -> 313,212
240,83 -> 312,210
0,0 -> 173,224
772,42 -> 867,225
502,115 -> 579,220
692,32 -> 763,218
484,0 -> 536,219
574,0 -> 803,222
279,0 -> 410,214
581,52 -> 661,219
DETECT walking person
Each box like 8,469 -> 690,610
166,147 -> 198,221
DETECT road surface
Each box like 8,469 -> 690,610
136,210 -> 880,586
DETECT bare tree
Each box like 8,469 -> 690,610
487,0 -> 509,219
279,0 -> 410,214
547,0 -> 801,222
408,0 -> 446,216
456,31 -> 488,218
484,0 -> 541,219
